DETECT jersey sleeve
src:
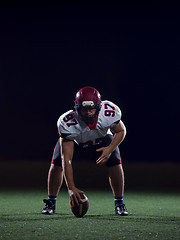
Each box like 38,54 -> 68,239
57,110 -> 76,140
99,100 -> 122,129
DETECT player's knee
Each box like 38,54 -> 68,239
50,163 -> 63,173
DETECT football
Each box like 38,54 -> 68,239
71,193 -> 89,218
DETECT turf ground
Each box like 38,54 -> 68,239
0,190 -> 179,240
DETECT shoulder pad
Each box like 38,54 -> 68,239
98,100 -> 121,128
57,110 -> 78,140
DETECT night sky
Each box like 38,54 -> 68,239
0,3 -> 179,162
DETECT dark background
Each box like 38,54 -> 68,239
0,2 -> 179,165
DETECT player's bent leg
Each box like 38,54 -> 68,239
42,164 -> 63,214
48,164 -> 63,197
42,138 -> 63,214
108,164 -> 128,216
108,164 -> 124,198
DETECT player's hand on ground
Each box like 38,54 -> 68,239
96,147 -> 112,165
68,187 -> 84,207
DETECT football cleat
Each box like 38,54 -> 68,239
42,199 -> 55,214
115,204 -> 128,216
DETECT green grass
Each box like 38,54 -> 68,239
0,190 -> 180,240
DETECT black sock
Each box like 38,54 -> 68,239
114,197 -> 123,207
48,196 -> 57,205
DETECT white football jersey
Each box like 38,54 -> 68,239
57,100 -> 122,147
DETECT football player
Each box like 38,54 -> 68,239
42,86 -> 128,216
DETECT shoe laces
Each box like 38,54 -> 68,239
43,199 -> 54,209
116,204 -> 127,211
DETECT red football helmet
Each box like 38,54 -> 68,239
75,86 -> 101,123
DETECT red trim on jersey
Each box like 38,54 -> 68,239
51,146 -> 56,164
86,117 -> 98,130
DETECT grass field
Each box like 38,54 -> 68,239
0,190 -> 179,240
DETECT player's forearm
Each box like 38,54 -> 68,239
60,138 -> 75,190
108,129 -> 126,153
63,159 -> 75,190
108,121 -> 126,153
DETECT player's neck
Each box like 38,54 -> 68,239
86,117 -> 98,130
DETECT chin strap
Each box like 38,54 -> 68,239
86,117 -> 98,130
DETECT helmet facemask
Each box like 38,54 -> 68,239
75,104 -> 101,124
